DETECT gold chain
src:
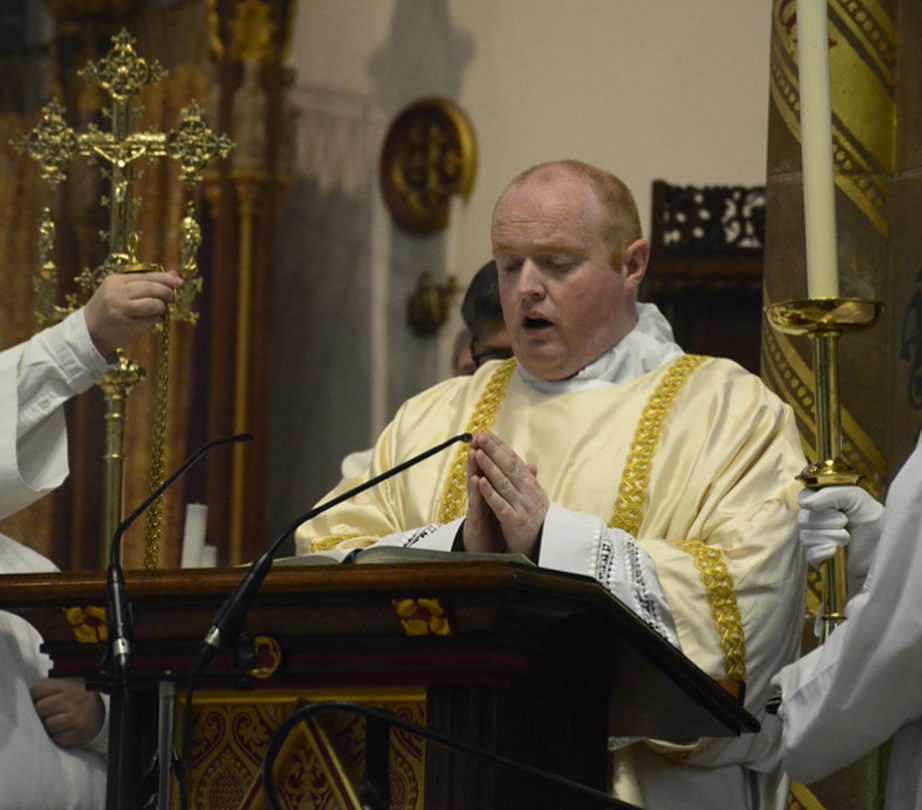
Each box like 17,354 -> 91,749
142,320 -> 171,569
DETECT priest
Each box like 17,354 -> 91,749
296,160 -> 806,809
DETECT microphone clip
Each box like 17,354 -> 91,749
100,561 -> 133,693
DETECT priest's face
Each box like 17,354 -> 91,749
492,168 -> 647,381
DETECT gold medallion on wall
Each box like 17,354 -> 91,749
379,97 -> 477,234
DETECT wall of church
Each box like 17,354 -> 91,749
269,1 -> 773,529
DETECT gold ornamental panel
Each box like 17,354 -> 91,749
379,98 -> 476,234
178,689 -> 425,810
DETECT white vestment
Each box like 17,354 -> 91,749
0,311 -> 108,810
297,304 -> 806,809
774,433 -> 922,809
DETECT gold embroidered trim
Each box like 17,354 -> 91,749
609,354 -> 709,535
436,358 -> 517,523
310,534 -> 360,552
606,354 -> 747,682
676,539 -> 747,682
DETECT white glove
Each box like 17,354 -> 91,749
797,486 -> 884,591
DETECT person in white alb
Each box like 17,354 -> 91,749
774,431 -> 922,809
296,160 -> 807,809
0,270 -> 181,810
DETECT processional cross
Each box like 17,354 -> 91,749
13,29 -> 233,566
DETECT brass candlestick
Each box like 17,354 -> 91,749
766,297 -> 882,641
13,30 -> 232,564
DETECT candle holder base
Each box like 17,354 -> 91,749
765,296 -> 883,488
765,297 -> 882,336
797,458 -> 862,488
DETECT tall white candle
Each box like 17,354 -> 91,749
796,0 -> 840,298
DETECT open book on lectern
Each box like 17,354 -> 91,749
273,544 -> 536,568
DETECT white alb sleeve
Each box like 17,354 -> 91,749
539,502 -> 680,647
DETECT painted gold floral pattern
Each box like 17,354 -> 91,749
64,606 -> 107,644
393,598 -> 452,636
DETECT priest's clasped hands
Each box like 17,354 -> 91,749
463,431 -> 548,557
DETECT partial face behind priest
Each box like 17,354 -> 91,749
492,160 -> 649,382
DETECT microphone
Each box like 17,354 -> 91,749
191,431 -> 472,679
103,432 -> 255,689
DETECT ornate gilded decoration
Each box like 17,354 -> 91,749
182,692 -> 424,810
393,598 -> 452,636
379,98 -> 477,234
230,0 -> 276,63
12,30 -> 233,564
14,28 -> 230,317
436,358 -> 517,523
64,606 -> 107,644
36,209 -> 77,321
97,353 -> 145,550
676,540 -> 747,683
406,272 -> 461,336
608,355 -> 709,536
15,99 -> 80,189
771,0 -> 898,238
250,635 -> 283,679
206,0 -> 296,63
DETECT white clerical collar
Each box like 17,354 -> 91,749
518,302 -> 685,394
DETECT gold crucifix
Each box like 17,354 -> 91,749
13,29 -> 233,566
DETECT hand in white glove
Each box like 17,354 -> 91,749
797,486 -> 884,591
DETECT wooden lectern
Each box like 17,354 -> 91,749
0,560 -> 758,809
